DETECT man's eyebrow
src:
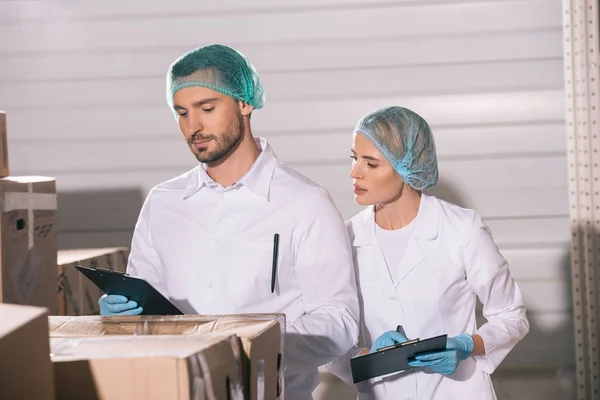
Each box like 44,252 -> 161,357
191,98 -> 219,107
173,98 -> 220,110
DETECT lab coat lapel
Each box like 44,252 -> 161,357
352,207 -> 396,285
391,237 -> 425,286
392,194 -> 439,287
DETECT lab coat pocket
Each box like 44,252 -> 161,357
226,240 -> 275,309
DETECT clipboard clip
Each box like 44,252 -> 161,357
74,263 -> 125,275
377,338 -> 421,352
376,325 -> 419,352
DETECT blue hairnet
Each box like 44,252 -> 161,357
354,106 -> 438,190
166,44 -> 265,112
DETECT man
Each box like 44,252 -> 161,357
98,44 -> 359,399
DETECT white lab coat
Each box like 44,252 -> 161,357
127,138 -> 359,400
327,194 -> 529,400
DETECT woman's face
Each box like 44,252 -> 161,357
350,132 -> 404,206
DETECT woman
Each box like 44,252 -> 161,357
327,106 -> 529,399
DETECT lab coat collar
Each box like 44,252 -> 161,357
237,137 -> 278,200
351,193 -> 439,247
182,137 -> 277,200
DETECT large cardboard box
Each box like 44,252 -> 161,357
0,303 -> 55,399
49,314 -> 285,400
0,176 -> 58,314
0,111 -> 9,177
51,334 -> 243,400
57,247 -> 129,316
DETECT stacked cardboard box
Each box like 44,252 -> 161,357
57,247 -> 129,316
0,303 -> 55,399
49,314 -> 285,400
0,176 -> 59,314
0,307 -> 286,399
0,111 -> 59,314
51,334 -> 243,400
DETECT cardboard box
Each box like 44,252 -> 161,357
0,111 -> 9,177
0,303 -> 55,399
57,247 -> 129,316
51,334 -> 243,400
49,314 -> 286,400
0,176 -> 58,314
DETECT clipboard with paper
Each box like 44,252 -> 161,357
75,265 -> 183,316
350,330 -> 447,383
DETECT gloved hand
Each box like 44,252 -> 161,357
98,294 -> 143,316
370,330 -> 408,353
408,333 -> 474,375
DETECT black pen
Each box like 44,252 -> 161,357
271,233 -> 279,293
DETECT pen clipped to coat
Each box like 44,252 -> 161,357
271,233 -> 279,293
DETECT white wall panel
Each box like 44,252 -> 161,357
0,2 -> 560,52
0,29 -> 563,81
0,59 -> 564,105
0,0 -> 548,22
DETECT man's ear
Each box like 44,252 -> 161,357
239,101 -> 254,116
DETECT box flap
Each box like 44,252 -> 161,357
1,176 -> 55,184
50,335 -> 234,361
52,335 -> 244,400
0,304 -> 48,339
57,247 -> 129,265
49,316 -> 277,338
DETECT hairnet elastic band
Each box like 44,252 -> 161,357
169,82 -> 248,105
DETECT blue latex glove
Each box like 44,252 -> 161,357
408,333 -> 474,375
98,294 -> 143,316
370,330 -> 408,353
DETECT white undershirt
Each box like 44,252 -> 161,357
376,218 -> 416,281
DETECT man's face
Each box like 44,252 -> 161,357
173,86 -> 245,164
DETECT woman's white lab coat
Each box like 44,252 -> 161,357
328,194 -> 529,400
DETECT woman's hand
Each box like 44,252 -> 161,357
407,333 -> 475,375
370,330 -> 408,353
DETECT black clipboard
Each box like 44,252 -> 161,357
350,334 -> 447,383
75,265 -> 184,316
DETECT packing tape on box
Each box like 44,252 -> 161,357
3,182 -> 58,249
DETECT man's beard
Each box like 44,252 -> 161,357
187,115 -> 243,164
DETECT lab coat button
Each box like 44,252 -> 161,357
213,237 -> 219,242
208,283 -> 213,288
390,296 -> 398,301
